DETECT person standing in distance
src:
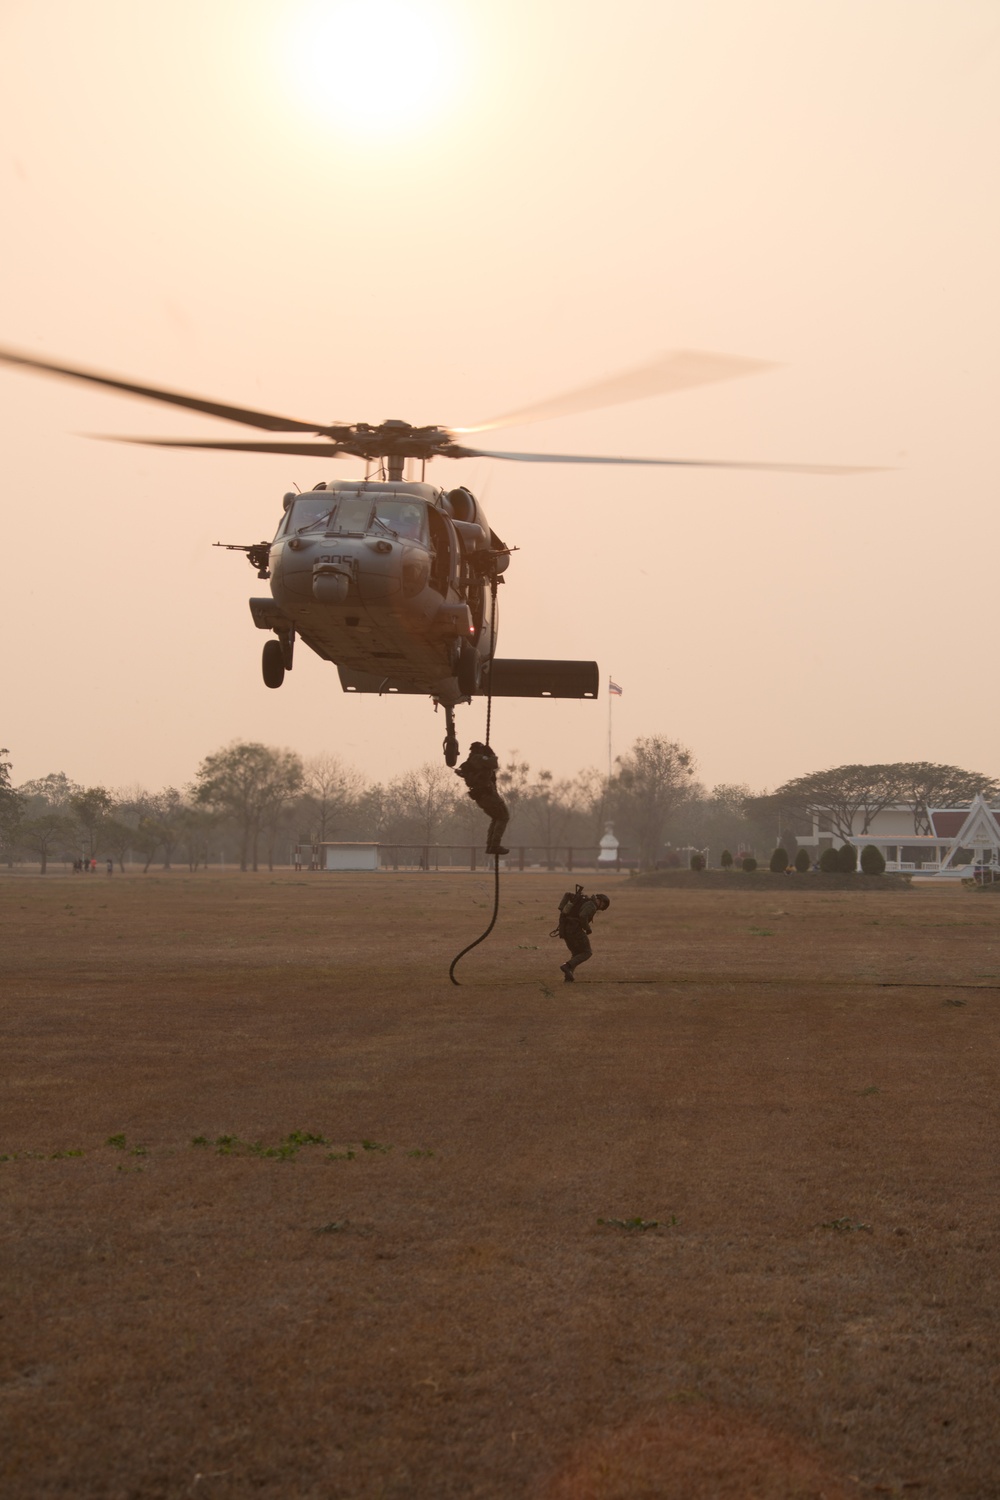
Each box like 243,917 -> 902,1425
557,889 -> 610,982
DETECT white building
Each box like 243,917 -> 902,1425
297,842 -> 380,871
802,793 -> 1000,877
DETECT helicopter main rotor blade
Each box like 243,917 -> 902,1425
102,435 -> 348,456
450,445 -> 881,475
0,345 -> 331,434
457,350 -> 776,435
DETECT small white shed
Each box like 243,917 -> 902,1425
298,843 -> 380,871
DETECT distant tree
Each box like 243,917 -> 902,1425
69,786 -> 113,859
611,735 -> 696,869
757,761 -> 1000,844
154,789 -> 188,869
894,762 -> 1000,835
837,843 -> 858,873
301,753 -> 364,843
741,856 -> 757,873
105,786 -> 160,871
496,752 -> 532,842
261,797 -> 299,871
713,783 -> 752,819
794,848 -> 811,873
860,844 -> 886,875
572,765 -> 611,842
194,742 -> 304,871
176,806 -> 218,872
132,814 -> 167,873
18,771 -> 80,825
101,817 -> 138,873
0,749 -> 22,858
819,847 -> 840,874
755,765 -> 902,842
523,769 -> 578,867
769,846 -> 788,873
669,781 -> 771,864
388,762 -> 458,848
17,812 -> 76,874
689,852 -> 705,871
720,849 -> 734,870
355,783 -> 392,843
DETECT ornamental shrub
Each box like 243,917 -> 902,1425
794,848 -> 811,873
769,847 -> 788,873
741,856 -> 758,873
837,843 -> 858,873
720,849 -> 733,870
819,847 -> 840,874
860,844 -> 886,875
690,853 -> 705,872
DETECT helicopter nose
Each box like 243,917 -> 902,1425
312,564 -> 351,604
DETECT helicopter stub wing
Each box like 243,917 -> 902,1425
482,660 -> 599,698
337,661 -> 600,699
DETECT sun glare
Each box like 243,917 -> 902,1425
285,0 -> 466,137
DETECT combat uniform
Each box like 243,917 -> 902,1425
560,896 -> 597,972
558,892 -> 609,981
455,742 -> 510,856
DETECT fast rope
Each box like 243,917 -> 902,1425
449,568 -> 502,986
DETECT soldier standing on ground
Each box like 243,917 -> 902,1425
556,889 -> 610,982
454,741 -> 510,857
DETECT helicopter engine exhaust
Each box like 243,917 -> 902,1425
312,564 -> 351,605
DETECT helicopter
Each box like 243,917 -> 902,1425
0,344 -> 871,766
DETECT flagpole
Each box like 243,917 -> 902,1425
607,674 -> 613,783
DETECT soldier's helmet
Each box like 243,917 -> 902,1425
595,894 -> 610,910
469,741 -> 487,753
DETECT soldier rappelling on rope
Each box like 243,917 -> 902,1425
455,741 -> 510,858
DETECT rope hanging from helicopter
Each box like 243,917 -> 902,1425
449,565 -> 503,986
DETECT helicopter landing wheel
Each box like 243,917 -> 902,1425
443,705 -> 459,767
262,639 -> 285,689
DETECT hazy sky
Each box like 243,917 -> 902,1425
1,0 -> 997,795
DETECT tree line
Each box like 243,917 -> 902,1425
749,762 -> 1000,843
1,742 -> 996,873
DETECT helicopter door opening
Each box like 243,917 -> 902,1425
427,506 -> 458,595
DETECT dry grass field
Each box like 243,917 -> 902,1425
2,869 -> 999,1499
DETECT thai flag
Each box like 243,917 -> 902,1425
609,679 -> 623,696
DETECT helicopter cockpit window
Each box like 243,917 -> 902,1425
287,494 -> 336,532
327,495 -> 375,534
374,500 -> 428,544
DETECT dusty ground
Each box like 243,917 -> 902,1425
1,870 -> 998,1499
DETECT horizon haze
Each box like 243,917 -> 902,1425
2,0 -> 997,793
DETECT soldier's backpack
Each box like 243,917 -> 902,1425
554,884 -> 587,939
